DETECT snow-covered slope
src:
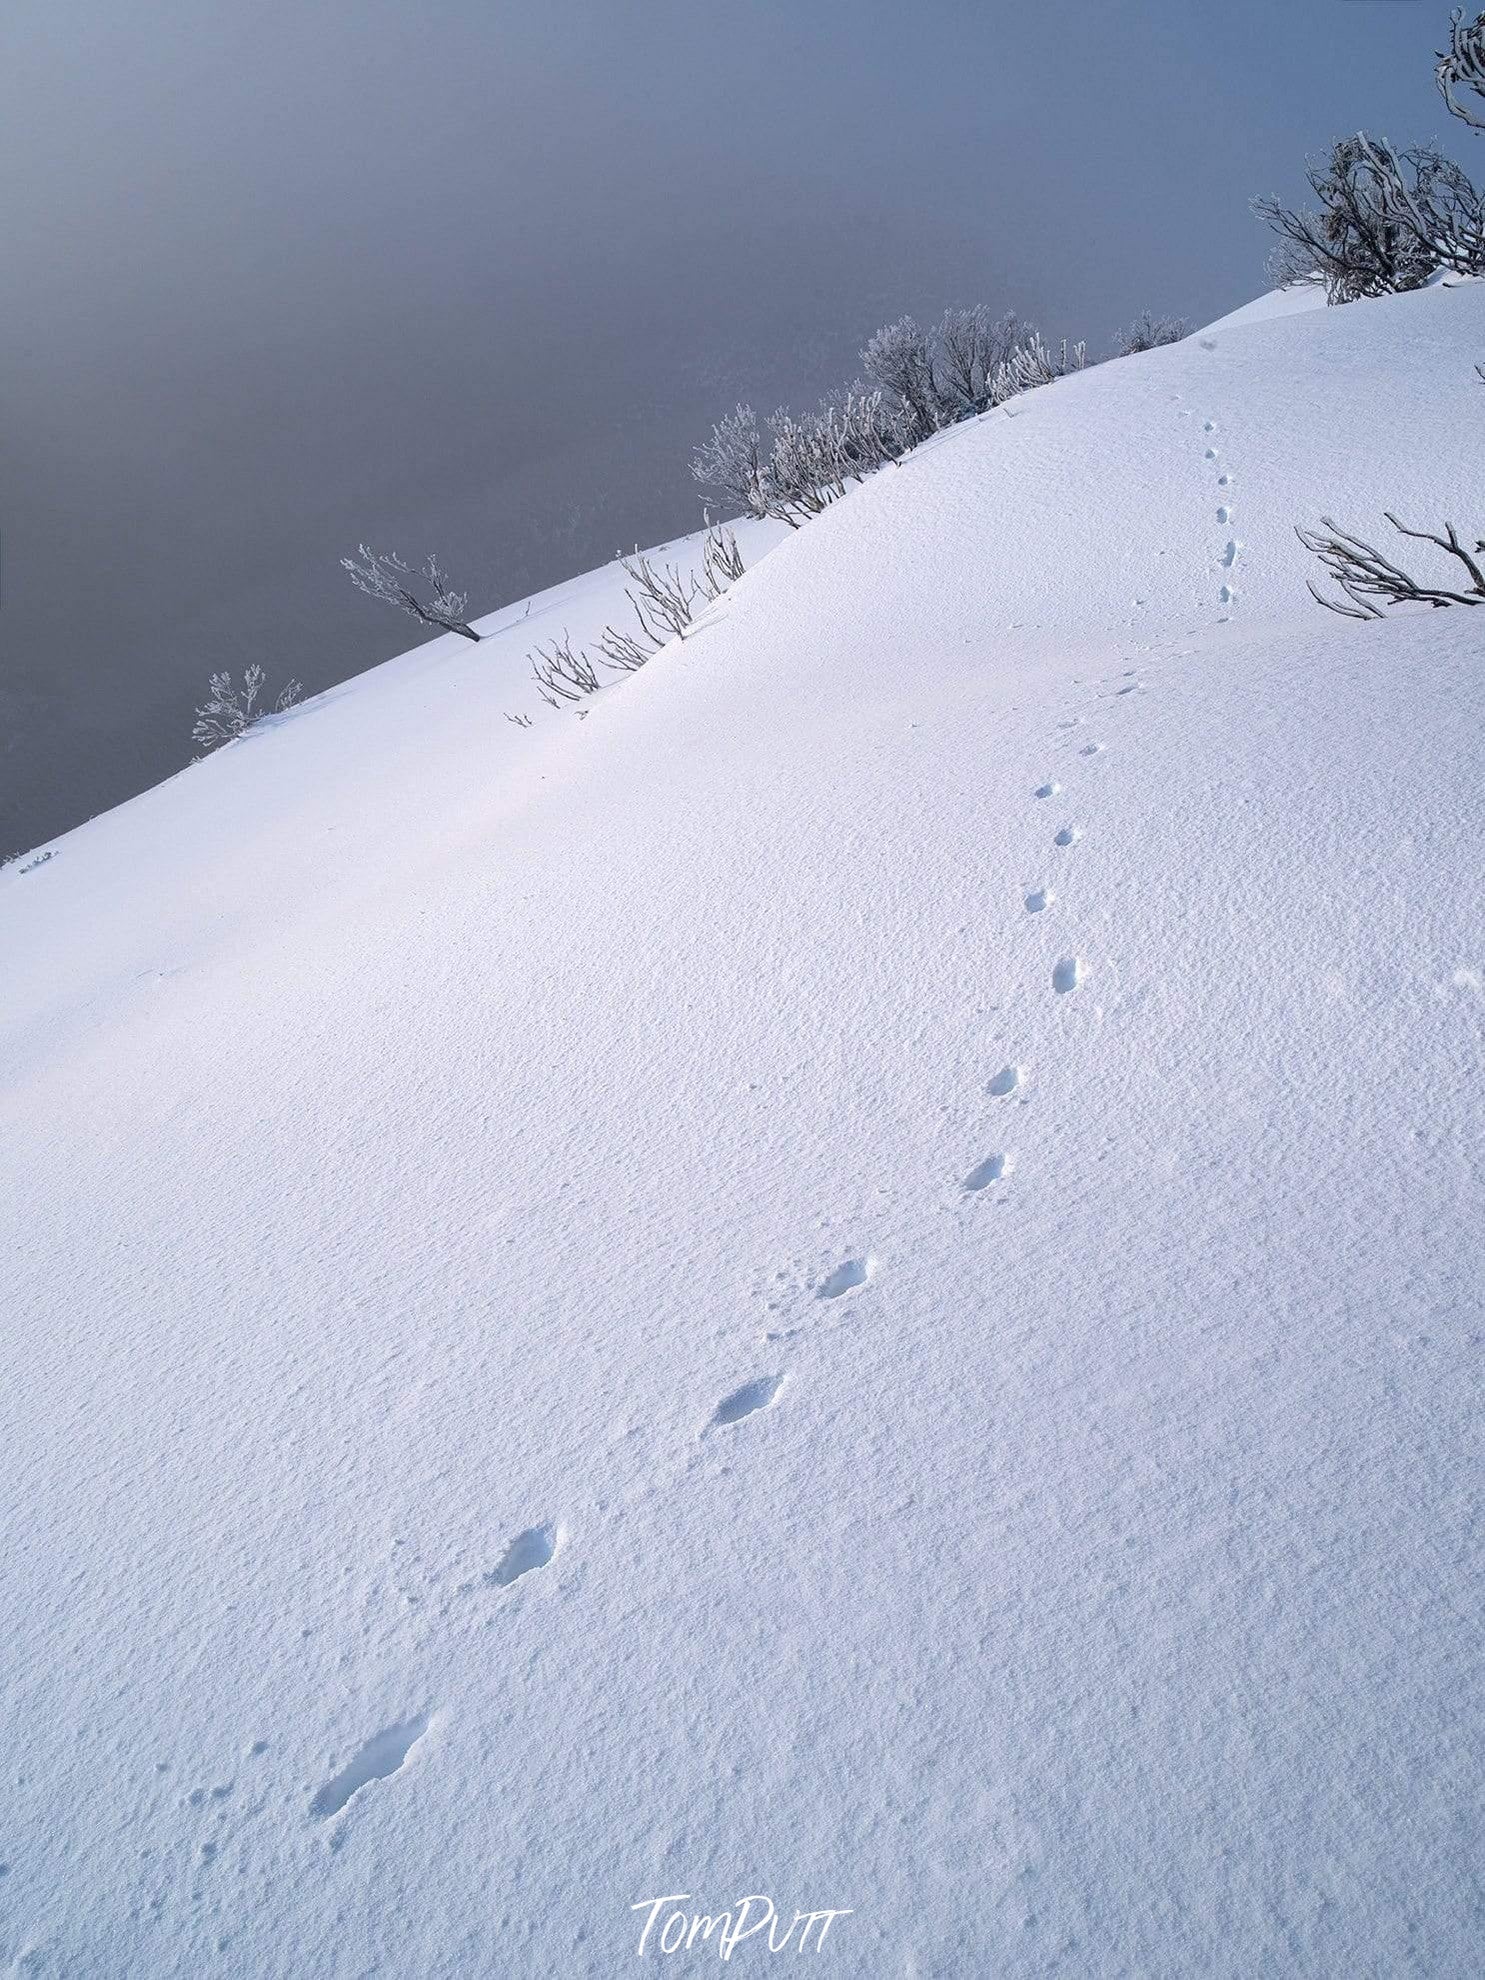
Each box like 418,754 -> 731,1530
3,283 -> 1482,1978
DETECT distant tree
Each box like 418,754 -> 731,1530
192,665 -> 302,755
341,546 -> 481,641
1439,9 -> 1485,129
1113,311 -> 1191,355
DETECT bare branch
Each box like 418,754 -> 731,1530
1297,511 -> 1485,616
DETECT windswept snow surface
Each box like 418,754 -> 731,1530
4,283 -> 1484,1977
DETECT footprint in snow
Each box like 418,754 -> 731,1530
963,1153 -> 1011,1192
1035,782 -> 1061,799
1079,741 -> 1105,756
1219,582 -> 1237,606
1053,825 -> 1082,848
707,1373 -> 786,1431
310,1714 -> 430,1823
1024,887 -> 1054,913
988,1063 -> 1024,1097
1203,419 -> 1217,432
486,1523 -> 561,1588
1052,958 -> 1085,995
1217,506 -> 1233,525
816,1256 -> 873,1299
1221,541 -> 1242,568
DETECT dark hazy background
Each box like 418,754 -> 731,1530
0,0 -> 1456,850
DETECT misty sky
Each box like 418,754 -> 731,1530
0,0 -> 1463,848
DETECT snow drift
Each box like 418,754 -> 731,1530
2,282 -> 1483,1977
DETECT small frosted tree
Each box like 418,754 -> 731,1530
192,665 -> 302,755
341,546 -> 481,641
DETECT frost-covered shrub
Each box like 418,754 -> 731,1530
341,546 -> 481,641
1113,311 -> 1191,355
861,317 -> 946,444
932,307 -> 1024,418
192,665 -> 302,755
690,406 -> 770,521
989,331 -> 1089,403
1254,134 -> 1485,303
693,308 -> 1090,527
525,527 -> 746,711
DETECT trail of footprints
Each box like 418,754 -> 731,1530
238,679 -> 1124,1850
1201,417 -> 1242,616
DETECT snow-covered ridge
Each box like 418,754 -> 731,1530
3,284 -> 1482,1978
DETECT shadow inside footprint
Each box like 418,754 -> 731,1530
963,1154 -> 1010,1192
486,1524 -> 560,1588
815,1258 -> 871,1300
988,1064 -> 1023,1097
709,1373 -> 785,1429
310,1714 -> 430,1822
1052,958 -> 1084,995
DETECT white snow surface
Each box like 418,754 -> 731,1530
3,282 -> 1484,1977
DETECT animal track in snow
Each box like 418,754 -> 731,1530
708,1373 -> 785,1430
1079,741 -> 1105,756
487,1523 -> 561,1588
1052,958 -> 1085,995
1217,506 -> 1233,524
1024,887 -> 1054,913
963,1153 -> 1011,1192
988,1064 -> 1024,1097
816,1256 -> 873,1299
1221,540 -> 1242,568
310,1714 -> 430,1822
1203,419 -> 1217,433
1053,825 -> 1082,848
1034,781 -> 1061,799
1219,582 -> 1237,606
1204,447 -> 1219,461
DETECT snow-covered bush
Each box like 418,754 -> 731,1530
341,546 -> 481,641
1254,134 -> 1485,303
192,665 -> 302,755
1297,512 -> 1485,617
1114,311 -> 1191,355
1439,8 -> 1485,130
